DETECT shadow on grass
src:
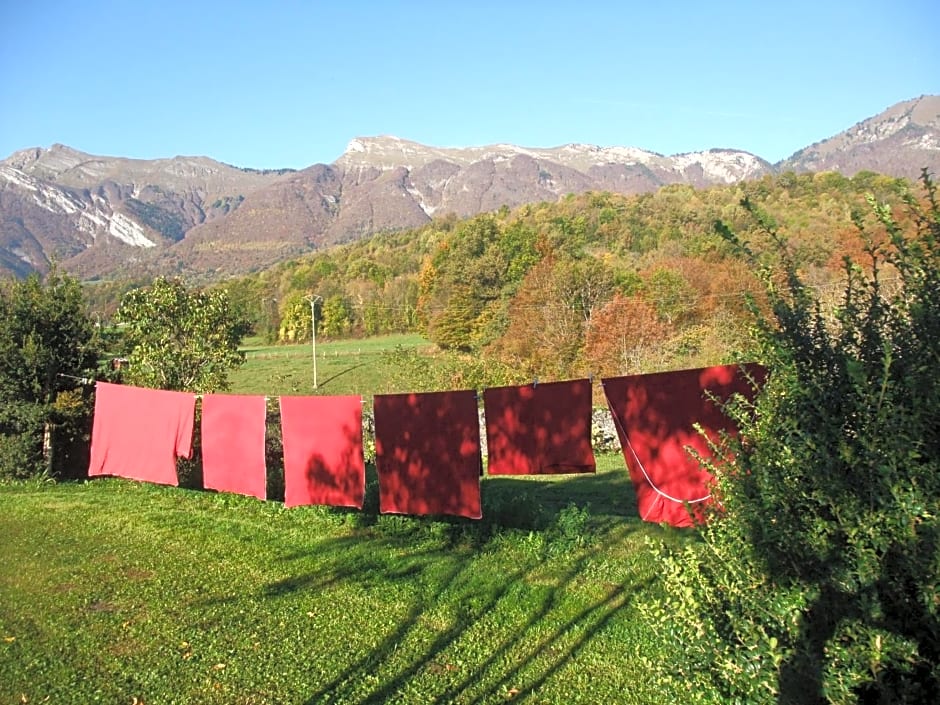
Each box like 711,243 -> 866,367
273,523 -> 653,705
246,461 -> 650,704
317,363 -> 367,389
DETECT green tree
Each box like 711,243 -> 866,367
646,173 -> 940,704
116,277 -> 249,392
0,270 -> 97,478
277,292 -> 314,343
319,294 -> 354,338
643,266 -> 696,325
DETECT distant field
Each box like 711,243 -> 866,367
0,457 -> 694,704
230,333 -> 433,397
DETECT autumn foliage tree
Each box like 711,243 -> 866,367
489,256 -> 586,377
582,294 -> 671,376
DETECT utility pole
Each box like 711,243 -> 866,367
304,294 -> 322,390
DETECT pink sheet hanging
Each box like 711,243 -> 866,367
373,390 -> 482,519
201,394 -> 268,500
483,379 -> 596,475
88,381 -> 195,487
602,363 -> 764,527
279,395 -> 365,509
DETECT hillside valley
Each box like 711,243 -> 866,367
1,95 -> 938,281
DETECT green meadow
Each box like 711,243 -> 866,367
230,333 -> 433,397
0,335 -> 702,704
0,456 -> 693,704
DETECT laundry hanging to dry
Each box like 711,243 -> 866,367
483,379 -> 596,475
373,389 -> 483,519
279,395 -> 365,509
201,393 -> 268,500
88,381 -> 196,487
602,363 -> 764,527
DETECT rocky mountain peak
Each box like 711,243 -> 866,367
336,136 -> 768,184
781,96 -> 940,176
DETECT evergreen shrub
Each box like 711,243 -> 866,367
645,171 -> 940,704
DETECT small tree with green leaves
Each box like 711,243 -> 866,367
116,277 -> 249,392
645,171 -> 940,704
0,270 -> 97,479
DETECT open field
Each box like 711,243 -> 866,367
230,333 -> 434,397
0,457 -> 694,705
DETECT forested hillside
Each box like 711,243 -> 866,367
85,170 -> 913,383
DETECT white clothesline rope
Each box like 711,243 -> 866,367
604,396 -> 711,519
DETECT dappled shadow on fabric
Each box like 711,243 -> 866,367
602,363 -> 764,527
280,395 -> 365,509
483,379 -> 596,476
374,390 -> 482,519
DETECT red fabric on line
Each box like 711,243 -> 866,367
88,381 -> 195,487
374,390 -> 482,519
201,394 -> 268,500
483,379 -> 596,475
279,395 -> 365,509
602,363 -> 764,527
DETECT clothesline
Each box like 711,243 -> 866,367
79,363 -> 762,527
57,372 -> 95,385
58,372 -> 602,403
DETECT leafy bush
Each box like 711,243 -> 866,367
545,502 -> 593,555
0,270 -> 97,480
0,401 -> 46,480
646,171 -> 940,703
116,277 -> 249,392
49,388 -> 95,479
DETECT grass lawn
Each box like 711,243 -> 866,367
230,333 -> 433,397
0,455 -> 695,704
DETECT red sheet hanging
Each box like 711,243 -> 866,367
483,379 -> 596,475
602,363 -> 764,527
201,394 -> 267,500
279,395 -> 365,509
88,381 -> 195,487
373,390 -> 482,519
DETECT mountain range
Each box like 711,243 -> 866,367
1,95 -> 938,280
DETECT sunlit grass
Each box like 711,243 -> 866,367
0,457 -> 693,704
230,333 -> 433,396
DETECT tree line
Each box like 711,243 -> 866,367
194,169 -> 910,382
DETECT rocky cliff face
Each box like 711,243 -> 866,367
2,96 -> 938,280
0,145 -> 296,278
779,95 -> 940,179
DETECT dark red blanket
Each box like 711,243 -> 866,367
603,364 -> 763,527
374,390 -> 482,519
483,379 -> 595,475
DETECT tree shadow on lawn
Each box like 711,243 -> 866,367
277,525 -> 655,705
481,462 -> 640,526
267,454 -> 640,541
253,464 -> 651,704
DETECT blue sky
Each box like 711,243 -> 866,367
1,1 -> 937,169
